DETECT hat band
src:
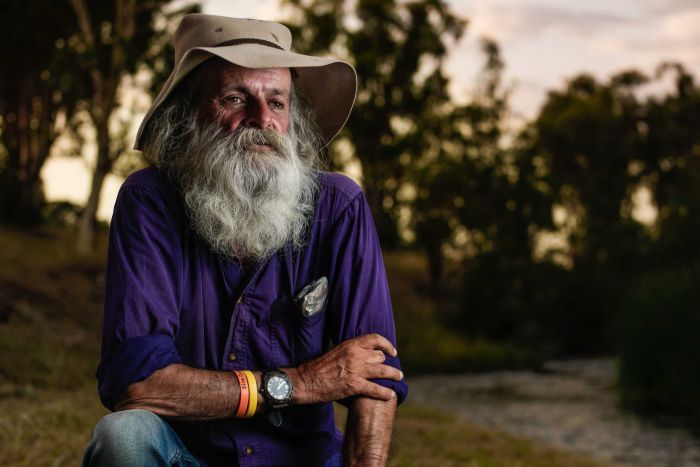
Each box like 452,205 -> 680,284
214,38 -> 285,51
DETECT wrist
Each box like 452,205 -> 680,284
281,366 -> 309,405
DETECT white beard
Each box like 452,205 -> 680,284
172,124 -> 318,262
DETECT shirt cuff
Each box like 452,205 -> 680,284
96,334 -> 182,411
369,354 -> 408,404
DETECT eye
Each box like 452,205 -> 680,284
270,100 -> 286,110
223,95 -> 244,105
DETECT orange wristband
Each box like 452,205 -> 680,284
233,370 -> 249,418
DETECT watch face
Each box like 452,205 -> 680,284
266,375 -> 291,401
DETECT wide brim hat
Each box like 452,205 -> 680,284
134,14 -> 357,150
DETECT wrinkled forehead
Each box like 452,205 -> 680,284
189,57 -> 293,98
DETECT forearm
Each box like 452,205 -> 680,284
343,396 -> 397,467
114,333 -> 402,421
115,363 -> 264,420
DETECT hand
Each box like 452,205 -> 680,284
285,333 -> 403,404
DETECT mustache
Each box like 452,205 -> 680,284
222,127 -> 289,156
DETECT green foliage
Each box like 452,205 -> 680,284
385,251 -> 541,374
617,265 -> 700,417
284,0 -> 466,247
455,254 -> 566,349
644,64 -> 700,261
533,70 -> 650,267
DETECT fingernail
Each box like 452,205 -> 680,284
393,347 -> 398,357
399,371 -> 404,379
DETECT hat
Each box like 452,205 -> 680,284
134,14 -> 357,150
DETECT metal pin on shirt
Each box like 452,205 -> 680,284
295,277 -> 328,318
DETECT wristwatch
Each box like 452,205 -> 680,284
262,369 -> 293,408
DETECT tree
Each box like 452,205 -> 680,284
283,0 -> 466,247
523,70 -> 654,352
642,63 -> 700,262
0,1 -> 81,224
68,0 -> 198,253
410,38 -> 522,286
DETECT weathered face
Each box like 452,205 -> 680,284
193,59 -> 292,139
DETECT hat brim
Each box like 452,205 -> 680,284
134,44 -> 357,150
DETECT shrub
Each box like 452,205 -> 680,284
617,264 -> 700,417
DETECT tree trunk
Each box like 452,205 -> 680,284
0,78 -> 53,225
76,161 -> 109,254
76,122 -> 111,254
70,0 -> 136,254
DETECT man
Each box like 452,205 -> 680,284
83,13 -> 408,467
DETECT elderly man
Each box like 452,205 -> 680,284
83,13 -> 407,467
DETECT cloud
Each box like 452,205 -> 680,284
445,0 -> 700,118
457,3 -> 635,43
643,0 -> 700,15
661,9 -> 700,42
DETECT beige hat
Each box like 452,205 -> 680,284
134,14 -> 357,150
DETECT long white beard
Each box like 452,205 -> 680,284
172,124 -> 318,262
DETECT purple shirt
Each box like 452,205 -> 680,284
97,168 -> 407,467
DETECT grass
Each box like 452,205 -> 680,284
333,404 -> 607,467
0,226 -> 607,466
388,405 -> 607,467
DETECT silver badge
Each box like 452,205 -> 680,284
295,277 -> 328,318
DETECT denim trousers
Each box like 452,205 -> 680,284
82,409 -> 200,466
83,409 -> 344,466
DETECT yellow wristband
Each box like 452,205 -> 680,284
243,370 -> 257,418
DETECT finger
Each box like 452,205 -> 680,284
364,350 -> 386,364
357,333 -> 397,356
358,381 -> 396,401
366,364 -> 403,381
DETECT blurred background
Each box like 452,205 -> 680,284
1,0 -> 699,465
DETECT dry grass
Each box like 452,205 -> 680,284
334,404 -> 610,467
389,405 -> 610,467
0,226 -> 107,466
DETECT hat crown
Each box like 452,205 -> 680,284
174,14 -> 293,64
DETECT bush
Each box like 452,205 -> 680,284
42,201 -> 83,226
454,253 -> 585,354
617,264 -> 700,417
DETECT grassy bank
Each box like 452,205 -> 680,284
0,226 -> 604,466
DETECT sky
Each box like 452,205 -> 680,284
41,0 -> 700,220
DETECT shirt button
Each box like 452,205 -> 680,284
244,446 -> 254,455
228,353 -> 237,362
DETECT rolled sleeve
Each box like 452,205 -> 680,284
97,173 -> 186,410
326,188 -> 409,404
97,335 -> 182,410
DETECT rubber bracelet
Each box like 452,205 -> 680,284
243,370 -> 257,418
233,370 -> 249,418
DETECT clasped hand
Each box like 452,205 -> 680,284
285,333 -> 403,405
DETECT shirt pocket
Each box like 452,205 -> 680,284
271,296 -> 327,367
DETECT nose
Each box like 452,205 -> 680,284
242,98 -> 273,130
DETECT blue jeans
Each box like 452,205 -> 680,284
82,409 -> 200,466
